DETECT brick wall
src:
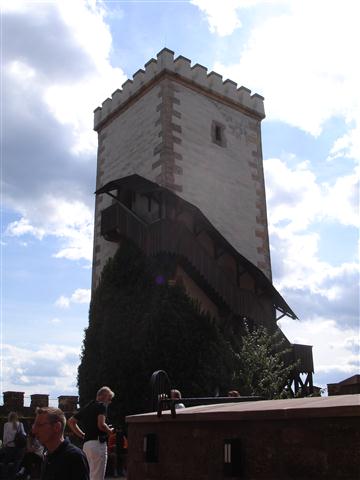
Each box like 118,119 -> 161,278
92,85 -> 162,287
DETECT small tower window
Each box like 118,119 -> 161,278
211,121 -> 226,147
215,125 -> 222,142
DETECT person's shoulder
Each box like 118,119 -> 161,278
74,400 -> 94,416
60,441 -> 89,478
62,440 -> 86,458
95,401 -> 106,412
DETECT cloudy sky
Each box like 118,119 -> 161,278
1,0 -> 359,403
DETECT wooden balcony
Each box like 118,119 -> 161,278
101,202 -> 275,325
101,202 -> 314,384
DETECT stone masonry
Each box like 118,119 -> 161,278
92,48 -> 271,288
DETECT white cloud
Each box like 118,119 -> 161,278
190,0 -> 286,36
49,317 -> 62,325
44,0 -> 125,155
3,0 -> 125,262
265,158 -> 359,232
8,59 -> 36,80
328,124 -> 360,162
6,197 -> 93,262
4,0 -> 125,156
212,0 -> 360,158
55,288 -> 91,309
1,343 -> 80,398
71,288 -> 91,304
191,0 -> 242,36
264,157 -> 359,326
6,218 -> 45,240
323,167 -> 360,227
279,316 -> 359,388
55,296 -> 71,309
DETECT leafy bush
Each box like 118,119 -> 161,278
234,324 -> 295,399
78,240 -> 233,422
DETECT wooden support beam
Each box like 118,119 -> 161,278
214,244 -> 226,260
236,264 -> 247,286
106,191 -> 118,202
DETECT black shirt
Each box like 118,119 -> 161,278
74,400 -> 107,442
41,439 -> 89,480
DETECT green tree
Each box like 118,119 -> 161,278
78,239 -> 233,422
234,324 -> 295,399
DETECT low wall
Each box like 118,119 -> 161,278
0,391 -> 79,438
126,395 -> 360,480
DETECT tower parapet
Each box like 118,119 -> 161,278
94,48 -> 265,131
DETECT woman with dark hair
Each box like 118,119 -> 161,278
0,412 -> 26,479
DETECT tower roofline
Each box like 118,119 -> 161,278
94,48 -> 265,132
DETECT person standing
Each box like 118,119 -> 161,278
68,386 -> 114,480
115,428 -> 128,478
32,407 -> 89,480
0,411 -> 26,478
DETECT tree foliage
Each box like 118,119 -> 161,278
78,240 -> 233,422
78,239 -> 297,423
234,324 -> 295,399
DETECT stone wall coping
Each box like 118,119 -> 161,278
127,394 -> 360,423
94,48 -> 265,130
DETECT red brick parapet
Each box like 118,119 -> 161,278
1,392 -> 78,415
30,394 -> 49,409
58,395 -> 79,413
3,391 -> 24,410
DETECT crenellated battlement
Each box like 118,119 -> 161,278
94,48 -> 265,130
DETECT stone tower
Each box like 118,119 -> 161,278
92,48 -> 271,289
91,49 -> 314,394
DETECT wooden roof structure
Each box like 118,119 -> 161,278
96,174 -> 296,320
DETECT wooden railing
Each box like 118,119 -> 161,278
101,203 -> 314,377
101,203 -> 270,324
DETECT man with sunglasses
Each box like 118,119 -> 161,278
32,407 -> 89,480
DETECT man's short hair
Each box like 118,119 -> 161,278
35,407 -> 66,433
96,386 -> 115,399
228,390 -> 240,397
171,389 -> 182,399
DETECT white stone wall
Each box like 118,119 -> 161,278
92,85 -> 162,287
92,52 -> 271,288
174,82 -> 271,278
94,48 -> 264,131
98,85 -> 161,187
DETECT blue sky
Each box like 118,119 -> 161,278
1,0 -> 359,403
